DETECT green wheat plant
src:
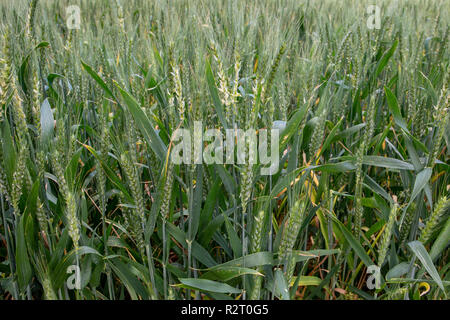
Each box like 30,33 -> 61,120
0,0 -> 448,300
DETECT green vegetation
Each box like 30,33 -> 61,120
0,0 -> 448,300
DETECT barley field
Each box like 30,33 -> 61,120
0,0 -> 448,300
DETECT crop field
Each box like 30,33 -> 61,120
0,0 -> 448,300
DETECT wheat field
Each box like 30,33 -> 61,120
0,0 -> 449,300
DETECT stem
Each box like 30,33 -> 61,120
1,195 -> 19,299
162,218 -> 167,299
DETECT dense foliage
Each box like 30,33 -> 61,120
0,0 -> 448,300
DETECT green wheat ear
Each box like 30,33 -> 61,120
26,0 -> 39,39
66,191 -> 80,250
161,162 -> 174,220
0,40 -> 10,206
378,204 -> 398,267
278,200 -> 305,264
120,153 -> 146,253
0,0 -> 449,301
249,210 -> 266,300
399,202 -> 416,245
309,108 -> 327,160
0,140 -> 10,205
173,63 -> 185,122
11,143 -> 28,215
264,43 -> 286,101
240,163 -> 254,215
419,196 -> 449,244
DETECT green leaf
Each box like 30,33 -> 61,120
23,179 -> 40,249
205,59 -> 227,129
215,251 -> 274,268
52,246 -> 102,289
201,267 -> 263,282
337,155 -> 414,171
81,60 -> 116,100
166,222 -> 217,267
362,156 -> 414,171
214,164 -> 236,196
199,179 -> 221,231
145,72 -> 168,108
385,86 -> 407,132
82,143 -> 132,201
430,217 -> 450,262
40,98 -> 54,144
65,149 -> 81,186
223,214 -> 242,258
364,174 -> 394,204
418,72 -> 438,105
189,166 -> 203,240
108,258 -> 149,299
145,157 -> 172,240
409,168 -> 432,206
279,103 -> 309,151
18,42 -> 50,94
115,83 -> 167,161
318,117 -> 344,158
387,278 -> 450,287
289,249 -> 340,263
291,276 -> 322,286
375,40 -> 398,78
198,206 -> 235,246
15,215 -> 32,291
273,269 -> 290,300
262,167 -> 304,210
1,119 -> 16,184
386,262 -> 410,280
312,161 -> 357,173
177,278 -> 241,294
332,123 -> 366,143
408,241 -> 445,293
327,213 -> 374,267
